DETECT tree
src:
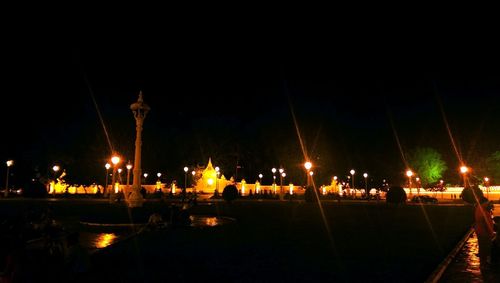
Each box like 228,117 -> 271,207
408,147 -> 447,187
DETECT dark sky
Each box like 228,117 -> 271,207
2,41 -> 500,187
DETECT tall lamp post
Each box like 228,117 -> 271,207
406,170 -> 413,196
110,154 -> 121,202
305,162 -> 312,187
156,173 -> 162,192
279,168 -> 284,197
129,92 -> 150,207
363,173 -> 368,196
484,177 -> 489,199
105,163 -> 111,195
350,169 -> 355,195
118,168 -> 123,184
52,165 -> 60,196
215,166 -> 220,195
126,162 -> 133,197
460,165 -> 469,188
5,160 -> 13,197
191,170 -> 196,194
183,166 -> 189,193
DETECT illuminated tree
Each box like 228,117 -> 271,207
408,147 -> 447,187
486,151 -> 500,182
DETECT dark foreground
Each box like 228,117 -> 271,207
1,199 -> 474,282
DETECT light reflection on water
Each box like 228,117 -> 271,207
95,233 -> 118,248
189,215 -> 235,227
79,232 -> 121,251
440,232 -> 500,282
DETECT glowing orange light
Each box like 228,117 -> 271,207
460,166 -> 468,174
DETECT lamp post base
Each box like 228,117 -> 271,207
127,185 -> 144,207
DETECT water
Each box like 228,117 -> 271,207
440,232 -> 500,282
77,215 -> 236,252
189,215 -> 236,227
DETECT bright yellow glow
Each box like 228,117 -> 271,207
52,165 -> 60,172
241,179 -> 246,195
207,178 -> 214,186
95,233 -> 117,248
304,162 -> 312,170
156,181 -> 161,190
460,166 -> 468,174
350,169 -> 355,175
6,160 -> 13,167
289,183 -> 294,195
68,186 -> 76,194
172,183 -> 176,194
272,183 -> 277,194
406,170 -> 413,177
114,182 -> 119,193
49,181 -> 55,194
322,187 -> 326,195
111,156 -> 120,165
256,181 -> 260,194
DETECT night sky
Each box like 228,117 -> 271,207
2,42 -> 499,188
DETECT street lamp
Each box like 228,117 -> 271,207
279,168 -> 284,197
118,168 -> 123,183
4,160 -> 13,197
258,174 -> 263,184
484,177 -> 490,198
110,154 -> 121,201
191,170 -> 196,194
363,173 -> 368,193
215,166 -> 220,194
350,169 -> 355,193
416,177 -> 420,195
406,170 -> 413,196
126,162 -> 133,193
143,173 -> 148,182
183,166 -> 189,193
460,165 -> 469,188
105,163 -> 111,195
305,162 -> 312,186
52,165 -> 60,196
156,173 -> 162,192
